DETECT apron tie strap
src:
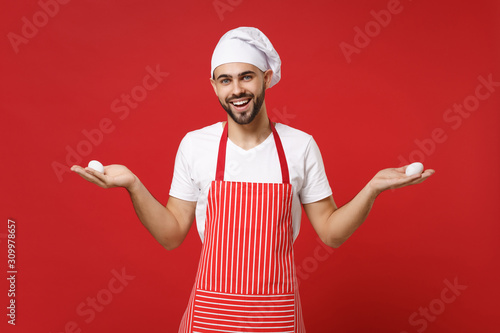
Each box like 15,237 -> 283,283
270,122 -> 290,184
215,122 -> 229,181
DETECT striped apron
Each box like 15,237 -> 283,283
179,121 -> 306,332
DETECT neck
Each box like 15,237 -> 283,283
226,104 -> 272,150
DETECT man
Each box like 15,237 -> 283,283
72,27 -> 434,332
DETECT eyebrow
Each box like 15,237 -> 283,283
216,70 -> 256,80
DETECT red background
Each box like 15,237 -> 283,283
1,0 -> 499,332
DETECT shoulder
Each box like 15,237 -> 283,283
274,123 -> 326,167
274,123 -> 314,148
183,122 -> 223,141
179,122 -> 222,149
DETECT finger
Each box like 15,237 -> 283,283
395,165 -> 408,173
72,166 -> 109,188
77,171 -> 107,187
415,169 -> 435,183
71,165 -> 85,173
411,169 -> 435,181
389,173 -> 421,188
72,165 -> 101,178
407,169 -> 435,185
84,168 -> 111,186
85,167 -> 105,179
403,172 -> 421,181
422,169 -> 436,177
71,166 -> 91,178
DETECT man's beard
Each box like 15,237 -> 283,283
219,84 -> 266,125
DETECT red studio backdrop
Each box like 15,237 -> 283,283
1,0 -> 499,332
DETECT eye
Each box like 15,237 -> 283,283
221,78 -> 230,84
243,75 -> 252,81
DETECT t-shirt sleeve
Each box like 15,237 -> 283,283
169,135 -> 199,202
299,137 -> 332,204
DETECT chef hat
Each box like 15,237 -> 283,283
211,27 -> 281,88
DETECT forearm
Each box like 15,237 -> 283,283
307,166 -> 434,248
126,177 -> 186,250
324,183 -> 378,247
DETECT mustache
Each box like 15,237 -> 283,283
226,93 -> 254,103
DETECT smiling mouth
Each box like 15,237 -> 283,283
230,99 -> 250,107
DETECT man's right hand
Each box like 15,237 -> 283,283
71,164 -> 137,191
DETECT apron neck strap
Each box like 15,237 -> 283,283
215,120 -> 290,184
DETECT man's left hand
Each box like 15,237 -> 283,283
368,165 -> 435,196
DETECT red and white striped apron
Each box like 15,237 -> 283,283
179,121 -> 305,333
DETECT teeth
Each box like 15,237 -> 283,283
233,100 -> 249,106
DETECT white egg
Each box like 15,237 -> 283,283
405,162 -> 424,176
88,160 -> 104,173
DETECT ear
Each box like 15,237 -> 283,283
210,77 -> 218,95
263,70 -> 273,89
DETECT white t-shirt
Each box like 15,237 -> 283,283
169,122 -> 332,242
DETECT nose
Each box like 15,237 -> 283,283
231,80 -> 245,96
